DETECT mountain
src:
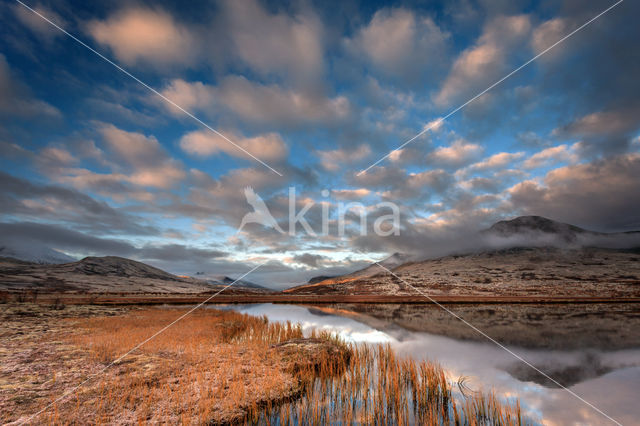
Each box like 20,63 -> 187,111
285,252 -> 414,293
285,216 -> 640,297
307,275 -> 337,285
204,275 -> 271,292
483,215 -> 640,248
0,243 -> 75,264
0,256 -> 266,294
485,216 -> 589,242
60,256 -> 182,280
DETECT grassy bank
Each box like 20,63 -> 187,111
1,304 -> 533,424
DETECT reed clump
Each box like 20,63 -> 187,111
248,341 -> 536,425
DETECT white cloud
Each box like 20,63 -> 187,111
331,189 -> 371,200
98,124 -> 185,188
158,79 -> 215,113
223,0 -> 324,85
522,144 -> 579,169
346,8 -> 449,83
317,145 -> 371,171
180,130 -> 288,161
465,151 -> 525,172
434,15 -> 531,107
426,139 -> 483,167
509,153 -> 640,231
531,18 -> 567,59
160,77 -> 350,128
87,8 -> 195,67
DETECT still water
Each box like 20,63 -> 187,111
220,303 -> 640,425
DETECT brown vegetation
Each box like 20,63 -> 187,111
258,341 -> 531,425
2,304 -> 532,425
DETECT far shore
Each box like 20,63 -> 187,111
3,291 -> 640,305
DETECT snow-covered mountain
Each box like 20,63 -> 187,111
203,274 -> 270,291
0,242 -> 75,264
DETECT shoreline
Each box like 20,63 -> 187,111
3,292 -> 640,305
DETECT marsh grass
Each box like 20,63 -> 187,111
251,340 -> 533,425
38,307 -> 533,425
51,308 -> 306,424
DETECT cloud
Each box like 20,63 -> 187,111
331,189 -> 371,200
292,253 -> 328,268
30,124 -> 185,202
466,152 -> 525,172
522,144 -> 578,169
180,130 -> 288,161
0,171 -> 157,236
531,18 -> 567,60
159,79 -> 215,113
222,0 -> 324,86
0,54 -> 61,118
217,76 -> 346,125
377,169 -> 455,200
87,8 -> 196,67
350,166 -> 407,189
317,145 -> 371,171
13,3 -> 65,40
434,14 -> 531,107
346,8 -> 450,84
160,77 -> 350,128
98,124 -> 185,189
0,221 -> 227,267
137,244 -> 226,263
351,166 -> 453,201
509,153 -> 640,231
0,221 -> 137,255
555,108 -> 640,141
426,139 -> 483,167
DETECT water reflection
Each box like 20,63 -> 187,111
221,303 -> 640,425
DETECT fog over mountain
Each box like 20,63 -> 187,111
289,216 -> 640,292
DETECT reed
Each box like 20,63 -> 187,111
247,341 -> 536,425
38,307 -> 534,425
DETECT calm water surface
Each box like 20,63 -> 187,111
218,303 -> 640,426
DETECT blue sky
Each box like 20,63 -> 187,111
1,0 -> 639,286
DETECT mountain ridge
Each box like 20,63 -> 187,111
0,255 -> 268,294
285,216 -> 640,296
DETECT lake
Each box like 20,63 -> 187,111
220,303 -> 640,425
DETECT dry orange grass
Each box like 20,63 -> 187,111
259,339 -> 535,425
11,307 -> 533,425
42,308 -> 307,424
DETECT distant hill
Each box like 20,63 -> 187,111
60,256 -> 181,281
285,252 -> 414,293
285,216 -> 640,297
307,275 -> 337,285
204,275 -> 271,292
0,256 -> 267,294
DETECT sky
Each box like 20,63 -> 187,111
1,0 -> 639,287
